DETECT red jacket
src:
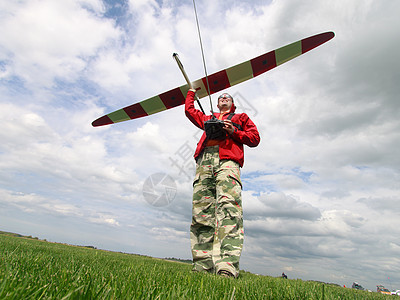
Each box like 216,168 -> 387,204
185,90 -> 260,167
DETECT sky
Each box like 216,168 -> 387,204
0,0 -> 399,292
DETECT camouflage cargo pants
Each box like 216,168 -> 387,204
191,146 -> 243,277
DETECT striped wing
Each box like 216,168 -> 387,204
92,31 -> 334,127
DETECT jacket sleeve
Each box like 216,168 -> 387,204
230,113 -> 260,147
185,90 -> 206,130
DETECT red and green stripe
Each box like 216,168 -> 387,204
92,31 -> 334,127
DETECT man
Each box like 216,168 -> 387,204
185,88 -> 260,278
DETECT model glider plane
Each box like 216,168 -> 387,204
92,31 -> 334,127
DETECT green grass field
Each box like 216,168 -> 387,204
0,232 -> 392,299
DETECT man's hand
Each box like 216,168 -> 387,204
223,119 -> 234,135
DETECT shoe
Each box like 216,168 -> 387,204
217,270 -> 235,278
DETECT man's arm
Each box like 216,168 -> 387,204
185,89 -> 206,130
229,114 -> 260,147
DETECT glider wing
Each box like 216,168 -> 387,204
92,31 -> 334,127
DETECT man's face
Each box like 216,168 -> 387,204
217,94 -> 233,111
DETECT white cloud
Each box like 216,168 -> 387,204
0,0 -> 121,87
244,192 -> 321,221
127,122 -> 168,153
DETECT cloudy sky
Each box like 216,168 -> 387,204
1,0 -> 399,291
